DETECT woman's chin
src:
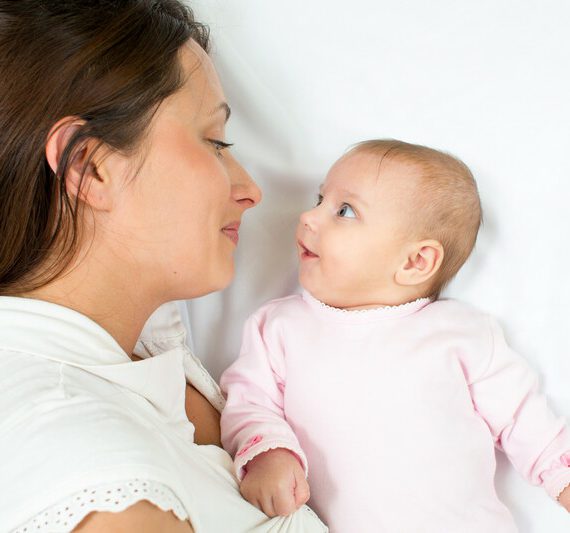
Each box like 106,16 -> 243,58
198,265 -> 235,297
216,268 -> 235,293
161,261 -> 234,301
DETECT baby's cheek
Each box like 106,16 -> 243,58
327,244 -> 360,275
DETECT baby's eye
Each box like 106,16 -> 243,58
315,194 -> 323,207
337,203 -> 356,218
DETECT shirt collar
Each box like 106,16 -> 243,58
0,296 -> 187,420
301,289 -> 432,323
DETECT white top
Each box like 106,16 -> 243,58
0,296 -> 327,533
13,479 -> 187,533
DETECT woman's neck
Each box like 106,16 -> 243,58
21,249 -> 160,359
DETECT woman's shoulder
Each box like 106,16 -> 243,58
14,481 -> 192,533
73,499 -> 193,533
0,352 -> 185,531
0,350 -> 179,461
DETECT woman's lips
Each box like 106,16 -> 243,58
298,240 -> 318,260
222,222 -> 240,245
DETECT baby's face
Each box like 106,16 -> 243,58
296,151 -> 416,309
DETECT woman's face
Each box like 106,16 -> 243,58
101,40 -> 261,302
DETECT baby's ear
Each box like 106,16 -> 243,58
394,240 -> 444,287
45,117 -> 113,212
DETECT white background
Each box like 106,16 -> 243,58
185,1 -> 570,530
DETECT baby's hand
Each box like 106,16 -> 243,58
239,448 -> 310,517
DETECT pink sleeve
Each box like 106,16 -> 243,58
220,312 -> 308,481
469,317 -> 570,500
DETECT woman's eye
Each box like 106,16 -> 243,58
337,203 -> 356,218
207,138 -> 234,157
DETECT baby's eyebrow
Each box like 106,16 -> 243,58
318,184 -> 369,208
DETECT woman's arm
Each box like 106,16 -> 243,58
73,500 -> 194,532
184,381 -> 221,446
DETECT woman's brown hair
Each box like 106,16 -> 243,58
0,0 -> 209,295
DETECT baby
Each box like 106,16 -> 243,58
220,140 -> 570,532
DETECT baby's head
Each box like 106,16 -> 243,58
296,139 -> 482,309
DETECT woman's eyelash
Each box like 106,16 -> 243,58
207,138 -> 234,152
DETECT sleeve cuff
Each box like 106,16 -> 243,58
543,467 -> 570,500
234,438 -> 308,481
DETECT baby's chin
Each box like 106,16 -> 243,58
298,272 -> 367,309
299,281 -> 345,309
299,281 -> 395,310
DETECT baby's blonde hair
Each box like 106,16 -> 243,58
351,139 -> 482,299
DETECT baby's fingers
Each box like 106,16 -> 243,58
258,494 -> 277,518
240,481 -> 266,514
294,476 -> 310,507
240,481 -> 279,517
271,489 -> 298,517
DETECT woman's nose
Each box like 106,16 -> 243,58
229,157 -> 262,211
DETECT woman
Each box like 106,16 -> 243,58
0,1 -> 327,531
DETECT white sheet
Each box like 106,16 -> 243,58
185,1 -> 570,530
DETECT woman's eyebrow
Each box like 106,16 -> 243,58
210,102 -> 231,123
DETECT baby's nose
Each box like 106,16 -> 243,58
299,208 -> 317,231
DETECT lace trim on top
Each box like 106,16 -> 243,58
301,289 -> 432,323
12,479 -> 188,533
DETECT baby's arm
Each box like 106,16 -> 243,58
220,312 -> 310,516
469,317 -> 570,508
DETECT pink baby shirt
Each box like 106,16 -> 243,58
220,291 -> 570,533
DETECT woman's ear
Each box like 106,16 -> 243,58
394,240 -> 444,287
45,117 -> 113,212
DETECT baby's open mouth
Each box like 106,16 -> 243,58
298,240 -> 319,259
